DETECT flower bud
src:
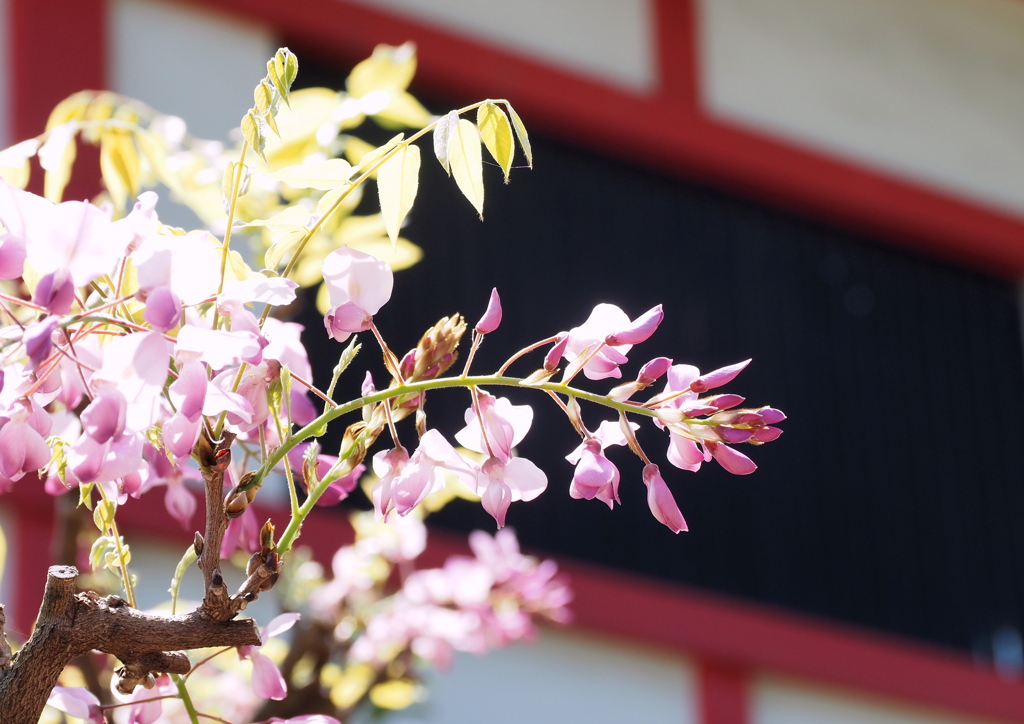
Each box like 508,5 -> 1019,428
475,287 -> 502,333
606,305 -> 663,346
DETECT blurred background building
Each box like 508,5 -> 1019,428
4,0 -> 1024,722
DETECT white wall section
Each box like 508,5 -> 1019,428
111,0 -> 277,143
376,628 -> 697,724
754,675 -> 1003,724
344,0 -> 657,92
700,0 -> 1024,217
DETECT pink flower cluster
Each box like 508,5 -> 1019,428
326,523 -> 571,671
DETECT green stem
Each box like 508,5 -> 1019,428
267,374 -> 664,553
173,674 -> 201,724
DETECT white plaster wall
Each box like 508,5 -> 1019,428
370,627 -> 697,724
343,0 -> 657,93
699,0 -> 1024,218
110,0 -> 277,143
754,675 -> 1002,724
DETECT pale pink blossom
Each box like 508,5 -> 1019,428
565,420 -> 634,508
46,686 -> 104,724
238,613 -> 300,701
454,392 -> 533,463
322,246 -> 393,342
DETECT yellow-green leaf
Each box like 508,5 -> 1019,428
100,131 -> 141,213
39,123 -> 77,203
316,182 -> 357,218
477,102 -> 514,182
433,110 -> 459,175
267,48 -> 299,107
0,139 -> 38,190
222,161 -> 252,207
349,133 -> 404,178
241,109 -> 267,161
448,119 -> 484,218
264,229 -> 307,270
267,159 -> 353,190
377,144 -> 420,247
347,42 -> 417,96
373,90 -> 432,129
93,499 -> 116,532
369,679 -> 421,710
505,102 -> 533,169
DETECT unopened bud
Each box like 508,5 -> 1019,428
408,314 -> 467,381
193,532 -> 205,557
475,288 -> 502,334
690,359 -> 750,394
544,333 -> 569,371
259,519 -> 276,549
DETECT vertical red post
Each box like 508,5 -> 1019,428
700,659 -> 750,724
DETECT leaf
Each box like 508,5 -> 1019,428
93,499 -> 116,532
99,130 -> 141,213
267,48 -> 299,107
505,102 -> 533,169
433,110 -> 460,175
349,133 -> 404,178
45,90 -> 90,131
448,119 -> 484,218
373,91 -> 432,129
264,229 -> 306,270
39,122 -> 77,203
267,158 -> 353,190
347,42 -> 417,96
89,536 -> 112,572
370,679 -> 421,710
477,102 -> 515,182
377,143 -> 420,247
254,80 -> 280,137
0,139 -> 39,190
222,161 -> 252,207
241,109 -> 267,161
316,182 -> 356,218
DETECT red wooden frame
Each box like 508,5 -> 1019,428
7,1 -> 1024,722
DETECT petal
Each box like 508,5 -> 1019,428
690,359 -> 751,393
263,612 -> 302,639
707,441 -> 758,475
642,464 -> 688,533
605,304 -> 663,346
250,651 -> 288,700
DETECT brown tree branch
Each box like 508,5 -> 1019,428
0,565 -> 261,724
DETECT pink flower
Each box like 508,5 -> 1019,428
475,287 -> 502,333
475,455 -> 547,528
561,303 -> 662,381
454,392 -> 533,463
0,403 -> 52,481
46,686 -> 104,724
642,464 -> 688,533
564,420 -> 634,508
238,613 -> 301,701
322,246 -> 393,342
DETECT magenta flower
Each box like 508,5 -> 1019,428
475,287 -> 502,333
322,246 -> 393,342
454,392 -> 533,463
642,464 -> 688,533
238,612 -> 301,701
564,420 -> 635,508
475,455 -> 547,528
562,303 -> 663,381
